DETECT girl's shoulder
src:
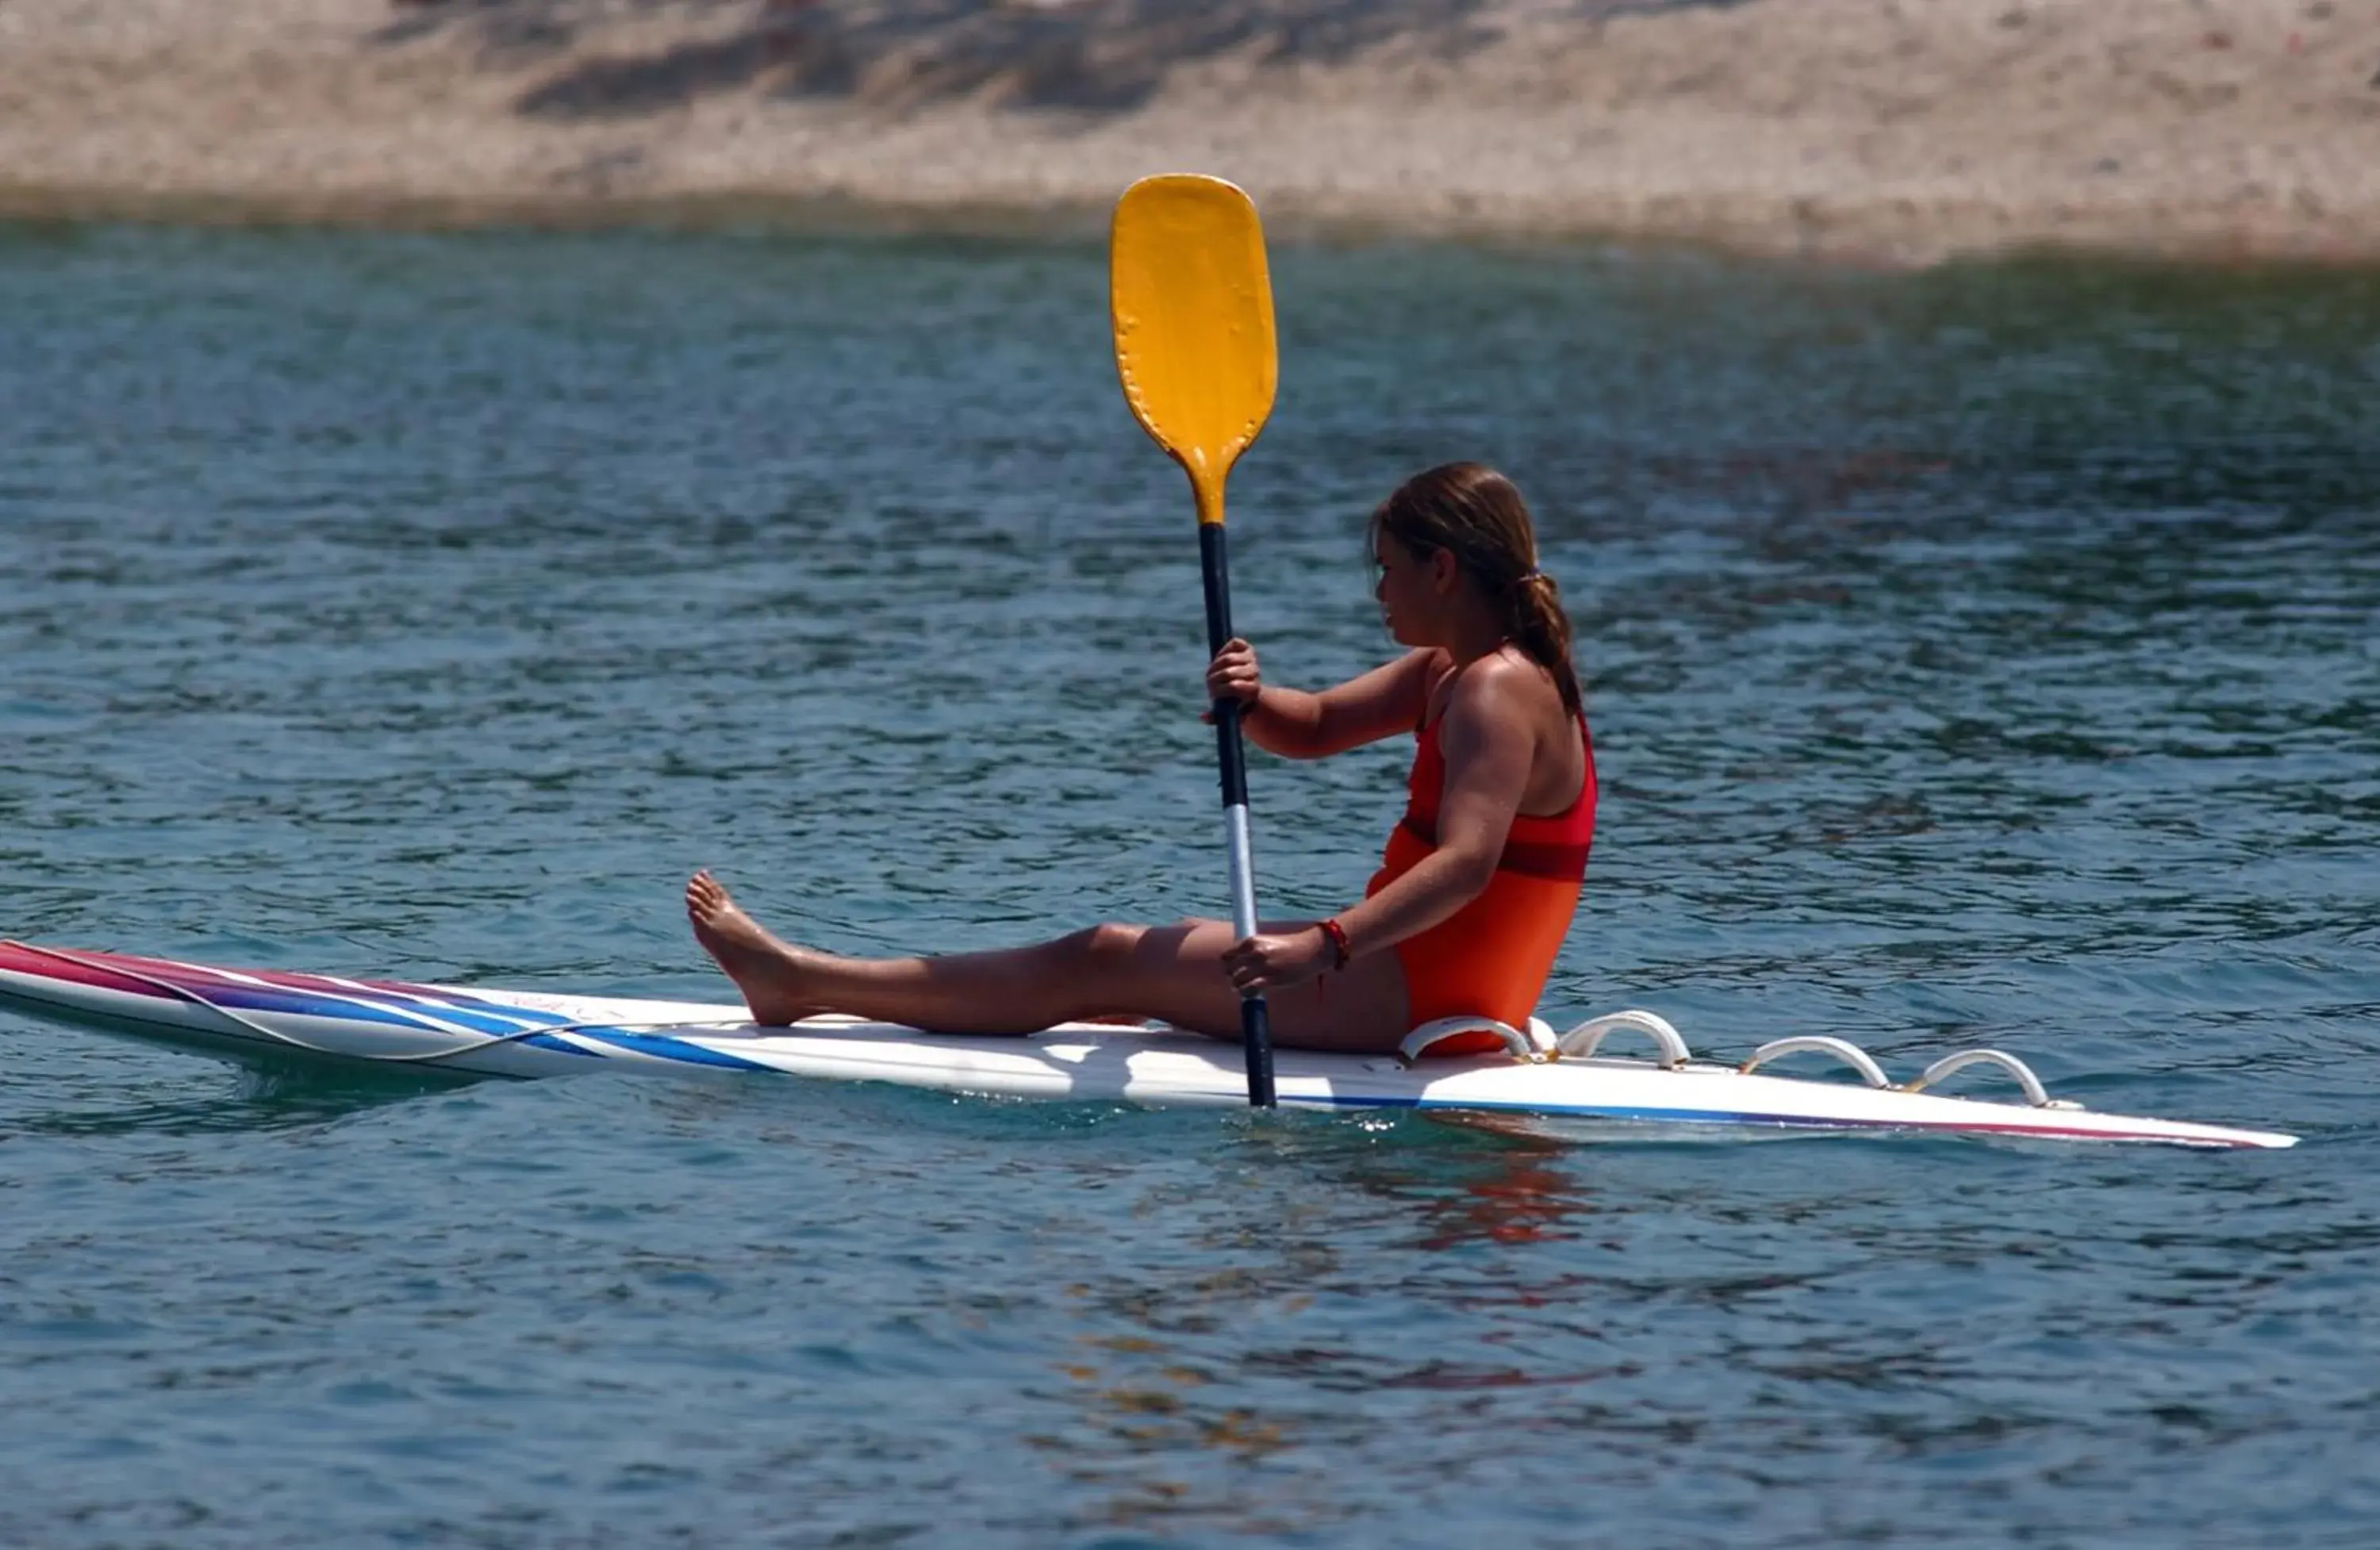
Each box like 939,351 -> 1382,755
1438,647 -> 1562,732
1449,645 -> 1549,702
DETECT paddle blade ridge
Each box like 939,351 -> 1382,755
1109,174 -> 1280,520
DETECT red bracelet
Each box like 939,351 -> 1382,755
1317,918 -> 1352,971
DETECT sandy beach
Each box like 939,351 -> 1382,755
2,0 -> 2377,263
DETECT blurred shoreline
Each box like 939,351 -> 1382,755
4,0 -> 2375,265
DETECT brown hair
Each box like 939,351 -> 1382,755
1368,462 -> 1582,717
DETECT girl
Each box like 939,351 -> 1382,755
685,462 -> 1594,1055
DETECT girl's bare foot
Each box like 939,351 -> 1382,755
684,870 -> 824,1026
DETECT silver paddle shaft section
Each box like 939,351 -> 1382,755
1223,804 -> 1258,939
1209,701 -> 1276,1108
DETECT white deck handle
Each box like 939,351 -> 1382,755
1901,1048 -> 2063,1108
1554,1011 -> 1691,1069
1396,1016 -> 1548,1066
1739,1035 -> 1891,1088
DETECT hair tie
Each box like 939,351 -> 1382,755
1516,568 -> 1545,587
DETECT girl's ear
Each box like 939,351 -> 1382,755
1427,546 -> 1459,593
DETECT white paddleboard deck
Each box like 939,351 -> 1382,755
0,942 -> 2297,1149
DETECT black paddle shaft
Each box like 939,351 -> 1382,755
1199,522 -> 1276,1108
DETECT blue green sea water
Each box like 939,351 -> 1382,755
2,221 -> 2377,1548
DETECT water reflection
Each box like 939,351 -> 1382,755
1016,1118 -> 1660,1531
2,1052 -> 472,1138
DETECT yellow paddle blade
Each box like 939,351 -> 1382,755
1110,175 -> 1279,527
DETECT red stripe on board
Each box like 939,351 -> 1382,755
0,942 -> 182,1001
0,942 -> 466,1007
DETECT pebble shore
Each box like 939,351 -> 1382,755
4,0 -> 2376,263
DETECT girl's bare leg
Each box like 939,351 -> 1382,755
684,871 -> 1409,1053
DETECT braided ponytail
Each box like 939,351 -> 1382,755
1506,570 -> 1583,718
1370,463 -> 1583,717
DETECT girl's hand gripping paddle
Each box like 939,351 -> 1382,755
1109,174 -> 1281,1108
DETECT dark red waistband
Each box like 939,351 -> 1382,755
1398,815 -> 1591,883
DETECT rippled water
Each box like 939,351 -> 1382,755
3,222 -> 2378,1548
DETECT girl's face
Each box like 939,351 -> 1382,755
1373,531 -> 1449,647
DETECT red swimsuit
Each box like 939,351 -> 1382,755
1365,710 -> 1596,1038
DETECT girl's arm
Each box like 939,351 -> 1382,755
1319,662 -> 1532,953
1210,642 -> 1441,759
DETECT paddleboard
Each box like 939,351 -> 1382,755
0,941 -> 2296,1149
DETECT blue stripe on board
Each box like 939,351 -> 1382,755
1322,1094 -> 1844,1126
564,1028 -> 773,1071
1407,1097 -> 1841,1126
1381,1094 -> 2220,1143
519,1032 -> 606,1057
194,982 -> 575,1038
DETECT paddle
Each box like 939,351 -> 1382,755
1109,173 -> 1281,1109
